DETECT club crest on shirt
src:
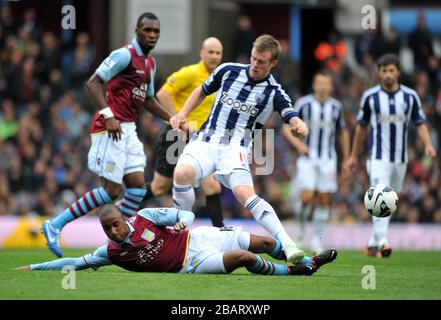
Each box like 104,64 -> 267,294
141,229 -> 155,242
106,161 -> 116,173
255,93 -> 266,104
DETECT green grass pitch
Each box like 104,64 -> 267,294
1,249 -> 440,300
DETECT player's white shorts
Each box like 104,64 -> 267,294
176,140 -> 253,189
181,226 -> 250,274
295,156 -> 337,193
367,159 -> 407,192
87,122 -> 146,184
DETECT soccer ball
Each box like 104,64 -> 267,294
364,184 -> 398,218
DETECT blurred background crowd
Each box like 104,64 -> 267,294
0,2 -> 440,224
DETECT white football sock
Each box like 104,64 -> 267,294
172,183 -> 195,211
298,204 -> 311,244
245,195 -> 295,248
371,215 -> 391,247
312,206 -> 329,251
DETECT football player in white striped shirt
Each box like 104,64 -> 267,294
283,70 -> 349,253
169,35 -> 309,263
347,54 -> 436,258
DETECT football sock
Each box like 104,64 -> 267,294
246,254 -> 289,275
245,195 -> 296,248
312,206 -> 329,251
118,188 -> 147,218
372,215 -> 391,247
298,204 -> 311,243
51,187 -> 112,230
206,194 -> 224,227
268,238 -> 286,260
172,183 -> 195,211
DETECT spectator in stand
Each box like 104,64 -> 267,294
409,13 -> 434,71
232,15 -> 258,64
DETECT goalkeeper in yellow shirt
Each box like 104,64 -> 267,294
142,37 -> 225,227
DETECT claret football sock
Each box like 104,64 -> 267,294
118,188 -> 147,218
246,254 -> 289,275
51,187 -> 112,230
269,238 -> 286,260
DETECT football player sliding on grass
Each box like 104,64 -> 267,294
17,204 -> 337,276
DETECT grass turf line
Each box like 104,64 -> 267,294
1,249 -> 440,300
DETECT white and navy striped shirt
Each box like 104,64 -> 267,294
357,84 -> 426,163
294,94 -> 345,161
196,63 -> 298,149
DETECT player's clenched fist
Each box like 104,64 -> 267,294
173,221 -> 187,234
169,113 -> 186,130
289,117 -> 309,140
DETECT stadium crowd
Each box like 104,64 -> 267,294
0,8 -> 440,224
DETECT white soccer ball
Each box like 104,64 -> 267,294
364,184 -> 398,218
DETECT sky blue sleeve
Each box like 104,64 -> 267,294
30,245 -> 112,271
138,208 -> 195,227
146,60 -> 156,97
31,257 -> 90,271
82,245 -> 113,270
95,47 -> 131,82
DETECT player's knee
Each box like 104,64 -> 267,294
174,165 -> 195,185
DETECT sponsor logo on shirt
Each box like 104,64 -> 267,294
220,92 -> 259,116
132,83 -> 147,101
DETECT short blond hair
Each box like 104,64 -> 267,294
253,35 -> 281,61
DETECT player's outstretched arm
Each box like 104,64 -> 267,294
288,116 -> 309,140
144,96 -> 174,122
282,124 -> 309,155
16,257 -> 92,271
16,245 -> 113,271
170,86 -> 206,129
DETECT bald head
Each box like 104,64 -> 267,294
99,204 -> 122,222
99,204 -> 129,243
200,37 -> 223,73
